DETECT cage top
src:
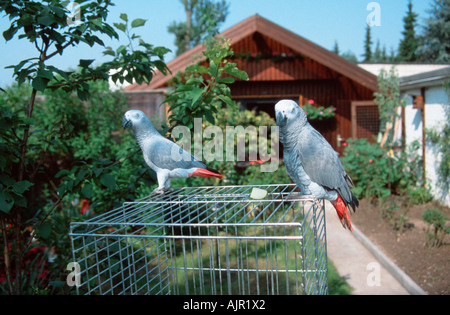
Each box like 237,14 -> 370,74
70,184 -> 318,229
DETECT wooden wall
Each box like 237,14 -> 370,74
228,32 -> 375,153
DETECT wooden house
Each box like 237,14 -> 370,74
124,14 -> 379,154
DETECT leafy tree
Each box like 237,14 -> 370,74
165,37 -> 248,131
0,81 -> 155,294
373,67 -> 405,148
168,0 -> 229,56
417,0 -> 450,63
340,50 -> 358,63
398,0 -> 419,62
0,0 -> 170,295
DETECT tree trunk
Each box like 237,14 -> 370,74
184,4 -> 192,52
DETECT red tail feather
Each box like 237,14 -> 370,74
331,195 -> 353,232
189,168 -> 224,179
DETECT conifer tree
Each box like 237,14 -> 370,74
333,40 -> 340,55
363,25 -> 373,62
398,0 -> 419,62
418,0 -> 450,62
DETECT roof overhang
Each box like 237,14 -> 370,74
400,67 -> 450,90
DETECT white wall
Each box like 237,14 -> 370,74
402,86 -> 449,207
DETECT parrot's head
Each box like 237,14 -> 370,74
122,110 -> 148,130
275,100 -> 307,127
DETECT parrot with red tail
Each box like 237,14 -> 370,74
275,100 -> 358,231
122,110 -> 223,195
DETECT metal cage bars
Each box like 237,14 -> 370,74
69,184 -> 328,295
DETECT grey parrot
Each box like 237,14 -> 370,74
122,109 -> 223,194
275,100 -> 358,231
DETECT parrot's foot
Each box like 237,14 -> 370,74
301,188 -> 312,195
150,188 -> 166,196
150,187 -> 174,196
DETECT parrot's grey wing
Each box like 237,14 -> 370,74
146,137 -> 206,170
300,127 -> 357,209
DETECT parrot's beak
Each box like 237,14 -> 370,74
276,111 -> 287,127
122,116 -> 132,129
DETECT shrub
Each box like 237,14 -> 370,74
422,207 -> 450,248
341,138 -> 392,200
0,82 -> 155,294
341,138 -> 426,201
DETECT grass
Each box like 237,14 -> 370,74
327,260 -> 352,295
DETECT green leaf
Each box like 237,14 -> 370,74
55,169 -> 70,178
100,173 -> 116,190
12,181 -> 34,194
3,25 -> 18,41
218,95 -> 237,109
103,48 -> 116,57
131,18 -> 146,28
81,183 -> 93,199
37,15 -> 55,27
119,13 -> 128,22
56,183 -> 67,197
113,22 -> 126,32
49,5 -> 65,18
37,69 -> 53,80
37,222 -> 52,239
208,60 -> 218,77
79,59 -> 94,68
0,174 -> 15,186
190,87 -> 204,106
32,76 -> 49,92
92,167 -> 103,177
219,77 -> 235,84
204,111 -> 215,125
0,191 -> 14,214
116,45 -> 127,55
226,67 -> 249,81
175,85 -> 194,92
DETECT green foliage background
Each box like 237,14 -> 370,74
0,81 -> 157,293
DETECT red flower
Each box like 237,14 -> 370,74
249,160 -> 266,165
308,99 -> 314,104
80,199 -> 90,215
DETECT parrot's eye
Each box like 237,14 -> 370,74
134,113 -> 140,119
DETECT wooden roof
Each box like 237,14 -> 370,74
125,14 -> 378,92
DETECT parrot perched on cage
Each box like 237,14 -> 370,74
122,110 -> 223,194
275,100 -> 358,231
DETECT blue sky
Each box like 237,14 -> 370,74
0,0 -> 435,88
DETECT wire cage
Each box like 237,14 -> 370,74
69,184 -> 328,295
